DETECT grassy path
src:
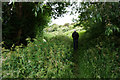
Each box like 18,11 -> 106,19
71,30 -> 86,78
44,29 -> 86,78
43,26 -> 120,78
2,26 -> 120,78
72,50 -> 80,78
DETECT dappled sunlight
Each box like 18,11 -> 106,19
43,23 -> 86,78
2,1 -> 120,78
43,23 -> 84,39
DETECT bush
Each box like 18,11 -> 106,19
2,37 -> 75,78
86,22 -> 105,39
64,23 -> 70,27
78,35 -> 120,78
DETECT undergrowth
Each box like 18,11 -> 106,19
2,36 -> 75,78
2,25 -> 120,78
77,32 -> 120,78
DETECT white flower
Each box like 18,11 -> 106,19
28,60 -> 31,63
43,39 -> 46,42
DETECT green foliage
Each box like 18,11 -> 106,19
2,2 -> 51,48
2,2 -> 120,78
86,22 -> 105,39
46,2 -> 70,19
69,2 -> 120,78
2,2 -> 71,48
2,23 -> 120,78
43,23 -> 83,39
105,24 -> 120,36
51,24 -> 59,31
63,23 -> 70,27
2,36 -> 75,78
77,33 -> 120,78
75,2 -> 120,37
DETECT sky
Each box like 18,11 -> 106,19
43,0 -> 80,25
49,0 -> 115,26
50,4 -> 79,25
51,12 -> 79,25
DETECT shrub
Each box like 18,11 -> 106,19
2,37 -> 75,78
78,35 -> 120,78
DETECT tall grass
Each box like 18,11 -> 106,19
2,24 -> 120,78
2,36 -> 75,78
77,33 -> 120,78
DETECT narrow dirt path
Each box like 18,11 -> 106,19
72,50 -> 80,78
71,31 -> 86,78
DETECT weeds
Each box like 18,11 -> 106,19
2,25 -> 120,78
2,36 -> 75,78
77,34 -> 120,78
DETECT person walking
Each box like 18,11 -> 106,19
72,29 -> 79,50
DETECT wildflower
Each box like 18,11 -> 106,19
43,39 -> 46,42
28,60 -> 31,63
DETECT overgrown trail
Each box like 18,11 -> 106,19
71,31 -> 86,78
43,26 -> 86,78
72,50 -> 80,78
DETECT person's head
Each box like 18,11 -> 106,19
74,29 -> 76,32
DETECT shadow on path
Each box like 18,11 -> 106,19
71,32 -> 100,78
48,35 -> 81,78
71,50 -> 80,78
71,31 -> 106,78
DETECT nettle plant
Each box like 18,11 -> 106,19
105,23 -> 120,36
2,37 -> 75,78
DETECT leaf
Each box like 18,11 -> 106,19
35,11 -> 37,17
40,6 -> 43,13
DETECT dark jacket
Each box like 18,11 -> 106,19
72,31 -> 79,40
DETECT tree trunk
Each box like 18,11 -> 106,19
16,28 -> 22,45
16,3 -> 22,45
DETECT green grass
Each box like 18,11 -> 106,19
76,33 -> 120,78
43,26 -> 85,39
2,36 -> 75,78
0,55 -> 1,78
2,25 -> 120,78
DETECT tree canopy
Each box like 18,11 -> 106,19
2,1 -> 120,48
74,2 -> 120,36
2,2 -> 70,48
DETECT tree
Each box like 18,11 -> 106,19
74,2 -> 120,36
2,2 -> 70,48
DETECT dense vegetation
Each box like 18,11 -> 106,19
75,2 -> 120,37
1,1 -> 120,78
2,36 -> 74,78
2,2 -> 70,48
